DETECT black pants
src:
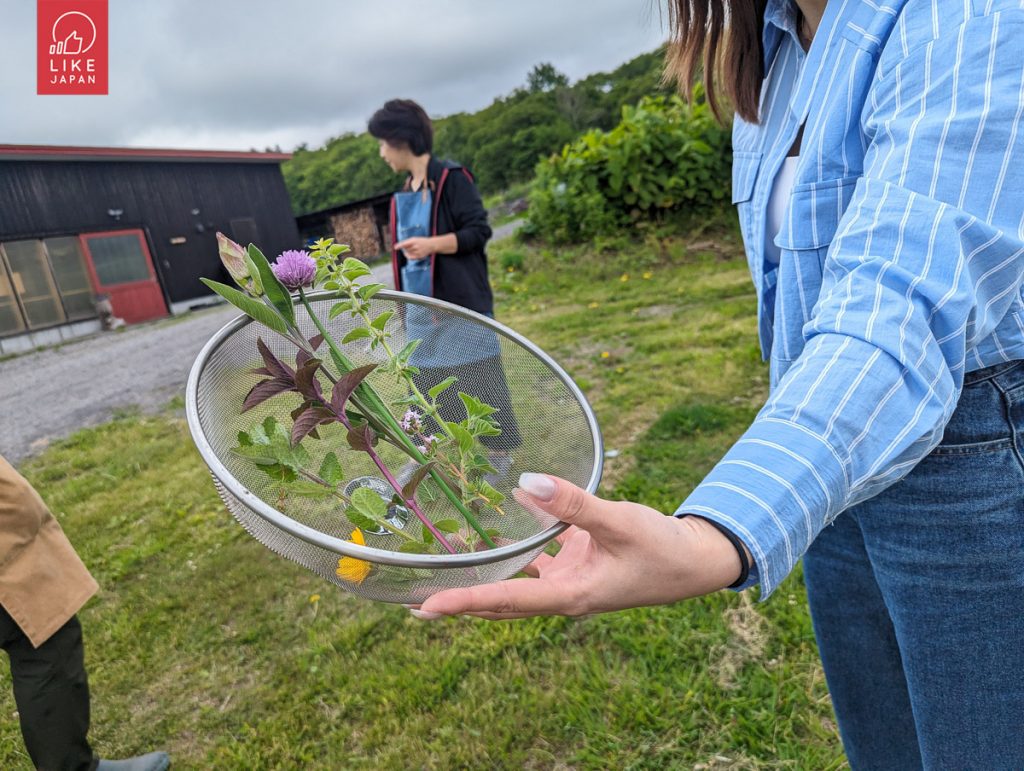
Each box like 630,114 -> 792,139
413,353 -> 523,451
0,606 -> 96,771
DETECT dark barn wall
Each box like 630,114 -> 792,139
0,160 -> 301,305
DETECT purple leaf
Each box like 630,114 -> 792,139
242,378 -> 295,412
294,358 -> 323,401
256,337 -> 295,381
401,461 -> 436,501
331,364 -> 378,414
251,366 -> 273,376
291,406 -> 336,446
310,334 -> 325,351
346,424 -> 377,452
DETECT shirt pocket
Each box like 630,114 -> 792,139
771,175 -> 860,367
731,151 -> 763,271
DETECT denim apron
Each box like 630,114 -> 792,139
394,188 -> 499,367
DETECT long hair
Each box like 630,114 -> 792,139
664,0 -> 768,123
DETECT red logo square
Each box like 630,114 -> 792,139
37,0 -> 108,95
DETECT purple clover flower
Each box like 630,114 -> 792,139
271,249 -> 316,290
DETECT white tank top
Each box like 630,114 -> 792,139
765,155 -> 800,267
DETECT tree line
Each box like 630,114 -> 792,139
281,48 -> 671,215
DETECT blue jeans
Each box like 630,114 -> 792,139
803,360 -> 1024,770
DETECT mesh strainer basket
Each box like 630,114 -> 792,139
186,290 -> 602,604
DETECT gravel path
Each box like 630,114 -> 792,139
0,262 -> 394,465
0,219 -> 524,465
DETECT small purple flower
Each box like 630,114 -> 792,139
418,434 -> 437,454
271,250 -> 316,290
401,408 -> 423,434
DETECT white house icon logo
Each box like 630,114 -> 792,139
49,10 -> 97,56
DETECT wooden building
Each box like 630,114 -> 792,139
295,192 -> 392,262
0,144 -> 299,354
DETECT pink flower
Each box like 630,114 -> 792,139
271,250 -> 316,290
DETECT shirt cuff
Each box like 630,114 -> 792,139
674,416 -> 849,599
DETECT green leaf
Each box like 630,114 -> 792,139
421,524 -> 435,544
370,310 -> 394,331
459,392 -> 498,421
318,452 -> 343,486
358,283 -> 386,301
434,519 -> 461,534
396,339 -> 421,362
340,257 -> 372,280
345,508 -> 380,533
287,480 -> 335,499
200,279 -> 288,334
328,300 -> 354,319
247,244 -> 295,325
477,480 -> 506,508
341,327 -> 373,344
446,422 -> 475,456
350,486 -> 388,520
428,376 -> 458,399
237,430 -> 253,447
398,541 -> 432,554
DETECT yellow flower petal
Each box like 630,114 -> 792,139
642,271 -> 653,279
600,351 -> 610,359
309,594 -> 320,603
336,528 -> 370,584
619,273 -> 629,282
588,302 -> 599,309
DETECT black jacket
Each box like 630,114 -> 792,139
389,156 -> 494,315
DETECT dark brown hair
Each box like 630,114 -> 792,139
368,99 -> 434,155
664,0 -> 768,123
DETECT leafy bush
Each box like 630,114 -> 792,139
526,93 -> 732,243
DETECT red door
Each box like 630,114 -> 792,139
80,230 -> 167,324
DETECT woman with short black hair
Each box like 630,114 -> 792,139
369,99 -> 521,480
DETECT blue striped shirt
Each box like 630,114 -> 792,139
677,0 -> 1024,597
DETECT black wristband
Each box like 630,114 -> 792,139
685,515 -> 750,589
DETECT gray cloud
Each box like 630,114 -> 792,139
1,0 -> 666,151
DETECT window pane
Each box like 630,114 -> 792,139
2,240 -> 65,328
87,234 -> 150,285
45,237 -> 95,320
0,263 -> 26,335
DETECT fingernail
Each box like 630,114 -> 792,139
519,472 -> 556,501
409,609 -> 443,620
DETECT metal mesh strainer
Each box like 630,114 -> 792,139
186,290 -> 602,604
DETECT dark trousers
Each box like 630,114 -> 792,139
0,606 -> 96,771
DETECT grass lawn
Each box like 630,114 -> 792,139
1,213 -> 847,769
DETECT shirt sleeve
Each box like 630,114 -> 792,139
677,10 -> 1024,597
446,169 -> 493,255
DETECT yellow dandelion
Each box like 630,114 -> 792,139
588,302 -> 599,309
642,271 -> 653,279
615,367 -> 625,374
620,273 -> 630,282
601,351 -> 610,359
309,594 -> 321,604
336,528 -> 371,584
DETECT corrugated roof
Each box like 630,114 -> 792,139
0,144 -> 292,163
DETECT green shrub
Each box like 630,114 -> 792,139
526,93 -> 732,243
499,249 -> 526,272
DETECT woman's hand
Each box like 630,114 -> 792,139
394,236 -> 432,260
395,233 -> 458,260
415,474 -> 745,620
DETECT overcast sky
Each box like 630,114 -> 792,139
1,0 -> 667,152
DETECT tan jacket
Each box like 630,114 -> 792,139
0,455 -> 98,647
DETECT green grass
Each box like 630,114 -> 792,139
0,215 -> 846,769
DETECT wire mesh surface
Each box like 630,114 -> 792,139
187,290 -> 602,604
